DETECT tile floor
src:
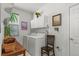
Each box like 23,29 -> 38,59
26,51 -> 31,56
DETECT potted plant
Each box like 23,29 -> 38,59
35,12 -> 41,18
4,12 -> 18,40
10,12 -> 18,22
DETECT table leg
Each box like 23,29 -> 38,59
23,51 -> 26,56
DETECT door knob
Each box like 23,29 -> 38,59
70,38 -> 74,40
56,46 -> 59,49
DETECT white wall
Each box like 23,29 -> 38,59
0,3 -> 13,56
37,3 -> 76,56
0,3 -> 2,56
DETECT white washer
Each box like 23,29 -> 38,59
23,33 -> 46,56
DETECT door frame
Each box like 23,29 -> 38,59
69,3 -> 79,56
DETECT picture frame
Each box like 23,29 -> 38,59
10,24 -> 19,36
21,21 -> 27,30
52,14 -> 61,26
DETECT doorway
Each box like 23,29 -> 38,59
70,4 -> 79,56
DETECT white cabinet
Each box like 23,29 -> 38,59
31,15 -> 48,28
23,33 -> 46,56
27,37 -> 45,56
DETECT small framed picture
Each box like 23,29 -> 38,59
10,24 -> 19,36
52,14 -> 61,26
21,21 -> 27,30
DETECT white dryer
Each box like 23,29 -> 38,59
23,33 -> 46,56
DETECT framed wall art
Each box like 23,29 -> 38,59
10,24 -> 19,36
52,14 -> 61,26
21,21 -> 27,30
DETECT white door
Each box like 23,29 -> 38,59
70,4 -> 79,56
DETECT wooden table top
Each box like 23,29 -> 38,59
2,40 -> 26,56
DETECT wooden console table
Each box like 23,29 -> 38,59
2,40 -> 26,56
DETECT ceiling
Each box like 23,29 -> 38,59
14,3 -> 46,13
